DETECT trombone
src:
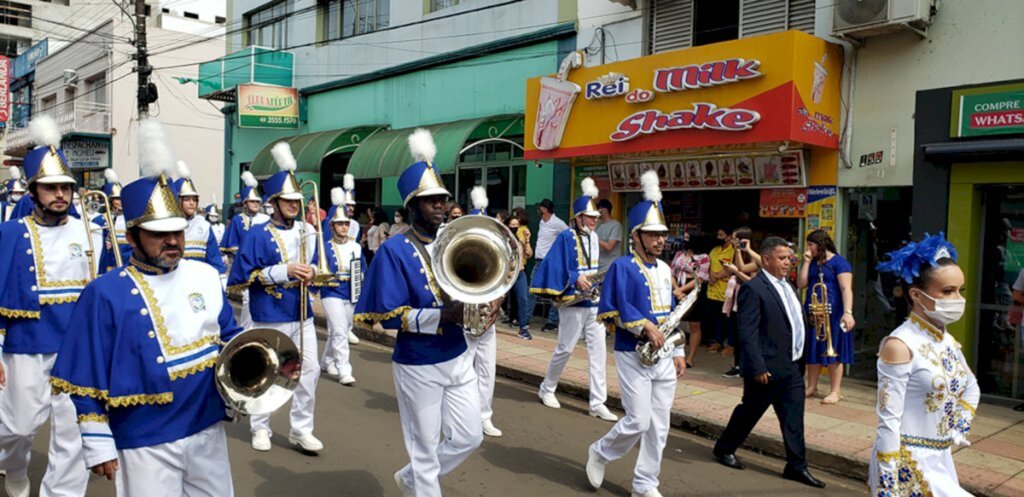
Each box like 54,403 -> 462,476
79,189 -> 123,279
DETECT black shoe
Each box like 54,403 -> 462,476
782,468 -> 826,489
542,324 -> 557,332
712,451 -> 745,470
1014,402 -> 1024,412
722,366 -> 741,378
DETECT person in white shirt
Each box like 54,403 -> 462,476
528,198 -> 569,332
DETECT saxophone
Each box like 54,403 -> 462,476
553,267 -> 608,309
637,280 -> 701,367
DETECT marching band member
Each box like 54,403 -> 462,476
465,186 -> 503,438
96,168 -> 132,274
207,199 -> 226,245
354,129 -> 486,497
50,118 -> 242,497
220,171 -> 269,330
870,233 -> 979,496
227,143 -> 323,454
530,177 -> 616,422
587,171 -> 684,497
323,173 -> 360,248
0,167 -> 25,221
0,115 -> 93,497
174,161 -> 226,275
319,187 -> 364,385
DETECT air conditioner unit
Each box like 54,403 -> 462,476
832,0 -> 936,40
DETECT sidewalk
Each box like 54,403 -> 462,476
312,302 -> 1024,496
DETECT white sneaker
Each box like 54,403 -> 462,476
4,476 -> 29,497
589,404 -> 619,422
251,430 -> 271,452
394,471 -> 413,497
348,333 -> 360,345
482,419 -> 503,437
539,391 -> 561,409
586,446 -> 605,489
339,374 -> 356,385
324,364 -> 340,376
631,489 -> 664,497
289,432 -> 324,452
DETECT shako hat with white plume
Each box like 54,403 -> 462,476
239,171 -> 261,203
23,115 -> 74,185
627,171 -> 667,233
121,119 -> 188,232
469,186 -> 489,216
397,128 -> 451,207
173,160 -> 199,198
572,177 -> 600,218
102,168 -> 122,199
329,187 -> 351,224
262,142 -> 303,202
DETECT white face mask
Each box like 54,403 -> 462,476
916,290 -> 966,326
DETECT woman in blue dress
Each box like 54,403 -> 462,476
798,229 -> 856,405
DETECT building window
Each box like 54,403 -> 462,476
429,0 -> 459,12
0,1 -> 31,28
649,0 -> 814,54
693,0 -> 738,46
184,11 -> 199,20
245,1 -> 290,49
322,0 -> 389,41
215,15 -> 226,24
40,94 -> 56,114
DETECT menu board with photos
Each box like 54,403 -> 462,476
609,151 -> 804,192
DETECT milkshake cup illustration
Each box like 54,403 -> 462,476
811,54 -> 828,104
533,52 -> 583,151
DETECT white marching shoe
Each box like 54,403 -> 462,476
289,433 -> 324,452
482,419 -> 503,437
348,333 -> 360,345
586,446 -> 605,489
251,430 -> 272,452
539,391 -> 561,409
324,364 -> 340,376
589,404 -> 619,422
339,374 -> 356,385
4,476 -> 30,497
631,489 -> 664,497
394,471 -> 414,497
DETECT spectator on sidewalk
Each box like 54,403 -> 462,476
528,198 -> 569,332
707,228 -> 736,356
671,229 -> 710,369
448,202 -> 464,221
596,199 -> 623,271
508,214 -> 533,340
389,208 -> 411,239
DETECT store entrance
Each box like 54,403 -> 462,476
661,189 -> 801,247
977,184 -> 1024,400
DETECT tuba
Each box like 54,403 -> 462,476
809,273 -> 838,358
432,215 -> 522,336
215,327 -> 300,415
637,280 -> 701,367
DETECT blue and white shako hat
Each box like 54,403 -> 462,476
205,195 -> 221,219
23,115 -> 75,185
343,173 -> 357,205
469,185 -> 489,216
173,161 -> 199,198
121,119 -> 188,232
329,187 -> 351,224
397,128 -> 450,207
628,171 -> 667,233
6,166 -> 25,193
263,142 -> 303,202
572,177 -> 600,218
102,168 -> 122,199
239,171 -> 261,203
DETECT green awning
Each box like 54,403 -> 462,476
249,126 -> 384,177
346,115 -> 519,179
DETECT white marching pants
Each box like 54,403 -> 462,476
592,351 -> 677,495
249,319 -> 319,436
464,326 -> 497,423
238,289 -> 253,330
539,307 -> 608,410
321,298 -> 354,377
393,352 -> 483,497
0,352 -> 88,497
116,423 -> 233,497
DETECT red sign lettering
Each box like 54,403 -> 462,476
971,110 -> 1024,128
609,104 -> 761,142
653,58 -> 762,92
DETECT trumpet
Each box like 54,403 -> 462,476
809,273 -> 837,358
432,215 -> 522,336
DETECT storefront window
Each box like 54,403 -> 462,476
977,185 -> 1024,399
455,140 -> 526,214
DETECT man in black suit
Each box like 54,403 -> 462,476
712,236 -> 825,488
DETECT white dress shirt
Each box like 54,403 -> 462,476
762,269 -> 805,361
535,213 -> 568,260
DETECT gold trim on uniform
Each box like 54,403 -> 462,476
168,357 -> 217,381
77,413 -> 108,424
126,266 -> 220,356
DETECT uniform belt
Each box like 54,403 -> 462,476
900,434 -> 952,450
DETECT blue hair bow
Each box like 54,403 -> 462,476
876,232 -> 958,284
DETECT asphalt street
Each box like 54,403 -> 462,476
20,332 -> 866,496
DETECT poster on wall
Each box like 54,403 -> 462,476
609,151 -> 804,192
804,186 -> 838,238
759,188 -> 807,218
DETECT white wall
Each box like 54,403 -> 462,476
576,0 -> 644,66
836,0 -> 1024,187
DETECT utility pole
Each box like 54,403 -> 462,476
134,0 -> 154,118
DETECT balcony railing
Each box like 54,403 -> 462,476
4,101 -> 112,154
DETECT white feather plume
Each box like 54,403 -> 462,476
271,142 -> 296,172
241,171 -> 258,188
408,128 -> 437,163
470,186 -> 489,211
28,114 -> 62,149
103,168 -> 118,183
343,173 -> 355,191
581,177 -> 598,198
138,119 -> 176,178
176,160 -> 191,179
331,187 -> 345,207
211,194 -> 217,204
9,167 -> 21,181
641,170 -> 662,203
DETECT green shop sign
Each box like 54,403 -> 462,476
238,84 -> 299,129
951,83 -> 1024,138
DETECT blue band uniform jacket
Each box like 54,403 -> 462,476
320,238 -> 365,302
183,215 -> 226,274
529,228 -> 600,308
220,212 -> 271,254
598,252 -> 677,353
93,213 -> 133,274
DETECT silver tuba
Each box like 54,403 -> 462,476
432,215 -> 522,336
215,327 -> 301,415
637,280 -> 701,367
